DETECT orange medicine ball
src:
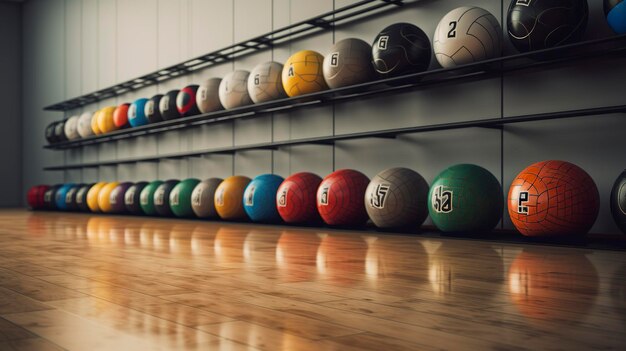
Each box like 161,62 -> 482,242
214,176 -> 251,220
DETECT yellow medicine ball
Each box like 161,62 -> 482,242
86,182 -> 107,212
214,176 -> 251,220
97,106 -> 117,134
281,50 -> 328,97
97,182 -> 120,214
91,110 -> 103,135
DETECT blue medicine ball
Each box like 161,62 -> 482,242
606,0 -> 626,34
243,174 -> 285,222
128,98 -> 149,127
54,183 -> 75,210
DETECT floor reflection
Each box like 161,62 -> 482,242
507,248 -> 599,325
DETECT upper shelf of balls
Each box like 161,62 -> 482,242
46,0 -> 626,149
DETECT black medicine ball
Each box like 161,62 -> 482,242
124,181 -> 148,215
159,90 -> 181,121
372,23 -> 432,79
146,94 -> 164,123
153,179 -> 179,217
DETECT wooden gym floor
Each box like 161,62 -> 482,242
0,210 -> 623,350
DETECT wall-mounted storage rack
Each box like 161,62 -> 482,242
43,0 -> 406,111
43,34 -> 626,152
43,103 -> 626,171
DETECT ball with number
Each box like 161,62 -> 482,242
196,78 -> 223,113
508,160 -> 599,237
124,181 -> 148,215
170,178 -> 201,218
214,176 -> 251,220
248,62 -> 287,104
365,167 -> 429,229
433,6 -> 502,68
276,172 -> 323,224
243,174 -> 284,223
145,95 -> 163,123
317,169 -> 370,226
219,70 -> 253,109
323,38 -> 375,89
282,50 -> 328,97
153,180 -> 179,217
428,164 -> 502,233
159,90 -> 181,120
372,23 -> 431,79
176,85 -> 200,117
191,178 -> 223,218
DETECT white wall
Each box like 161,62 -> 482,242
0,2 -> 22,207
22,0 -> 626,234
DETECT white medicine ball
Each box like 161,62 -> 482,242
64,115 -> 80,140
433,6 -> 502,68
77,112 -> 94,138
196,78 -> 223,113
247,62 -> 286,104
218,70 -> 253,110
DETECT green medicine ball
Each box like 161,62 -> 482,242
169,178 -> 201,217
139,180 -> 163,216
428,164 -> 503,233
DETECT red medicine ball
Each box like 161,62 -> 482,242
113,103 -> 131,128
176,85 -> 200,117
276,172 -> 322,224
316,169 -> 370,226
27,185 -> 50,210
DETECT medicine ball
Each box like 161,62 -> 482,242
91,110 -> 102,135
98,182 -> 120,214
219,71 -> 253,109
176,85 -> 200,117
170,178 -> 201,218
196,78 -> 223,113
507,0 -> 588,53
282,50 -> 328,97
159,90 -> 181,120
113,103 -> 130,129
128,98 -> 149,127
214,176 -> 252,220
433,7 -> 502,68
606,0 -> 626,34
43,184 -> 62,210
610,169 -> 626,234
86,182 -> 107,212
64,183 -> 83,211
248,62 -> 287,104
145,95 -> 163,123
191,178 -> 223,218
276,172 -> 323,224
77,112 -> 94,138
372,23 -> 431,79
55,183 -> 75,211
124,181 -> 148,215
75,183 -> 94,212
54,120 -> 68,142
109,182 -> 133,214
243,174 -> 285,223
317,169 -> 370,226
154,179 -> 179,217
64,115 -> 81,140
323,38 -> 375,89
27,185 -> 50,210
140,180 -> 164,216
45,122 -> 58,144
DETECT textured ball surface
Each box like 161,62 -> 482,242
153,180 -> 179,217
113,103 -> 130,128
428,164 -> 503,233
323,38 -> 375,89
145,95 -> 163,124
219,70 -> 253,109
606,0 -> 626,34
196,78 -> 223,113
87,182 -> 107,212
507,0 -> 588,53
124,181 -> 148,215
317,169 -> 370,226
159,90 -> 181,120
277,172 -> 323,224
191,178 -> 223,218
508,160 -> 599,237
214,176 -> 251,220
97,182 -> 120,214
64,115 -> 80,140
365,167 -> 429,229
243,174 -> 285,223
282,50 -> 328,97
176,85 -> 200,117
109,182 -> 133,214
75,183 -> 94,212
248,62 -> 287,104
128,98 -> 149,127
372,23 -> 431,78
77,112 -> 94,138
170,178 -> 201,218
433,6 -> 502,68
140,180 -> 163,216
611,170 -> 626,234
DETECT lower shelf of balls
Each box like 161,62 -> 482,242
27,162 -> 626,238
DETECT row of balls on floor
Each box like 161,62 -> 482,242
46,0 -> 624,144
27,161 -> 626,237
